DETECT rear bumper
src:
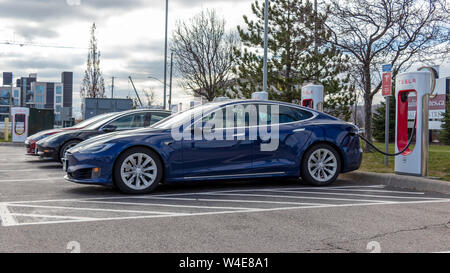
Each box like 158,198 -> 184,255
341,134 -> 363,173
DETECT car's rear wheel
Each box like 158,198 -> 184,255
301,143 -> 341,186
59,140 -> 81,163
114,147 -> 162,194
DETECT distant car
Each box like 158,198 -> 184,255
25,112 -> 116,156
36,109 -> 171,162
63,100 -> 362,194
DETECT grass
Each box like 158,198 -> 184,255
360,142 -> 450,182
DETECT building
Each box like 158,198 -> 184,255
1,72 -> 73,125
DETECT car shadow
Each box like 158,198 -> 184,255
36,164 -> 63,169
63,177 -> 307,197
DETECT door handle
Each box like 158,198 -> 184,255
164,141 -> 174,146
293,128 -> 305,132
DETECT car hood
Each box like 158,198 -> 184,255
71,127 -> 168,150
27,129 -> 65,141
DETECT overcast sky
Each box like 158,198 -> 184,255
0,0 -> 253,118
0,0 -> 448,119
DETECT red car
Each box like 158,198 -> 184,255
25,112 -> 116,155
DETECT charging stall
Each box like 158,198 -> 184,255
252,92 -> 269,100
394,71 -> 432,176
11,107 -> 29,143
301,84 -> 324,111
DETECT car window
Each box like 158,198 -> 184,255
150,113 -> 169,125
131,113 -> 147,128
258,105 -> 313,125
107,113 -> 146,131
201,104 -> 257,129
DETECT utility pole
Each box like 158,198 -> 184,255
128,76 -> 143,107
263,0 -> 269,93
169,52 -> 173,109
111,77 -> 115,99
163,0 -> 169,109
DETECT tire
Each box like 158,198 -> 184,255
301,143 -> 341,186
59,140 -> 81,163
114,147 -> 162,194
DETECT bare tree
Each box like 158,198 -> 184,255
171,9 -> 239,101
326,0 -> 449,150
80,23 -> 106,109
143,88 -> 157,107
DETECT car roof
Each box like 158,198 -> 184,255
119,108 -> 171,114
205,99 -> 316,111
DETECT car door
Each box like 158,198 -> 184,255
252,104 -> 313,175
182,104 -> 254,179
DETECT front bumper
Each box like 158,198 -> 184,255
37,144 -> 59,160
64,151 -> 116,185
25,140 -> 39,156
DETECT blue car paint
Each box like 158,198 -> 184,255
65,100 -> 362,186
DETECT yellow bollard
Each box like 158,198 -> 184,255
4,117 -> 9,141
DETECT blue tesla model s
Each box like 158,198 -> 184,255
64,100 -> 362,194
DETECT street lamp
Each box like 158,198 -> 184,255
163,0 -> 169,110
148,73 -> 172,108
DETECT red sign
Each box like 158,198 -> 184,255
408,94 -> 446,111
382,72 -> 392,96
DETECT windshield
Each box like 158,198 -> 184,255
152,104 -> 218,129
73,112 -> 116,128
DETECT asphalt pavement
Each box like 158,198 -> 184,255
0,145 -> 449,253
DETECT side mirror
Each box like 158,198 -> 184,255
101,124 -> 117,133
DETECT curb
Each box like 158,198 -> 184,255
0,142 -> 24,147
341,171 -> 450,195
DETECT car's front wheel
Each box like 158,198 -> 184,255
59,140 -> 81,162
114,147 -> 162,194
301,144 -> 341,186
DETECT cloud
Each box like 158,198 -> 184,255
1,54 -> 85,71
13,24 -> 59,40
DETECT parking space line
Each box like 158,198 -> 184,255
261,190 -> 440,200
135,196 -> 330,206
6,198 -> 450,227
0,169 -> 62,172
0,178 -> 56,183
282,188 -> 425,195
0,203 -> 17,226
76,200 -> 256,211
6,203 -> 189,216
10,213 -> 98,221
3,185 -> 387,204
198,193 -> 391,203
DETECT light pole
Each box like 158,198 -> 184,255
263,0 -> 269,93
148,73 -> 172,108
169,52 -> 173,108
163,0 -> 169,109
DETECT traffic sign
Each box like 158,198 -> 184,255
382,72 -> 392,96
382,64 -> 392,97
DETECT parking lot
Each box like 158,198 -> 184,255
1,145 -> 450,253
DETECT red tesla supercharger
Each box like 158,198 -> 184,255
394,71 -> 432,177
301,84 -> 324,111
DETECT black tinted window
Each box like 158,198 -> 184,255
258,105 -> 313,125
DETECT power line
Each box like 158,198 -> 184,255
0,40 -> 88,49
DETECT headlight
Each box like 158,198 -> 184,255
77,143 -> 115,154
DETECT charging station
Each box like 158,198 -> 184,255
301,84 -> 324,111
394,71 -> 432,177
11,107 -> 29,143
252,92 -> 269,100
